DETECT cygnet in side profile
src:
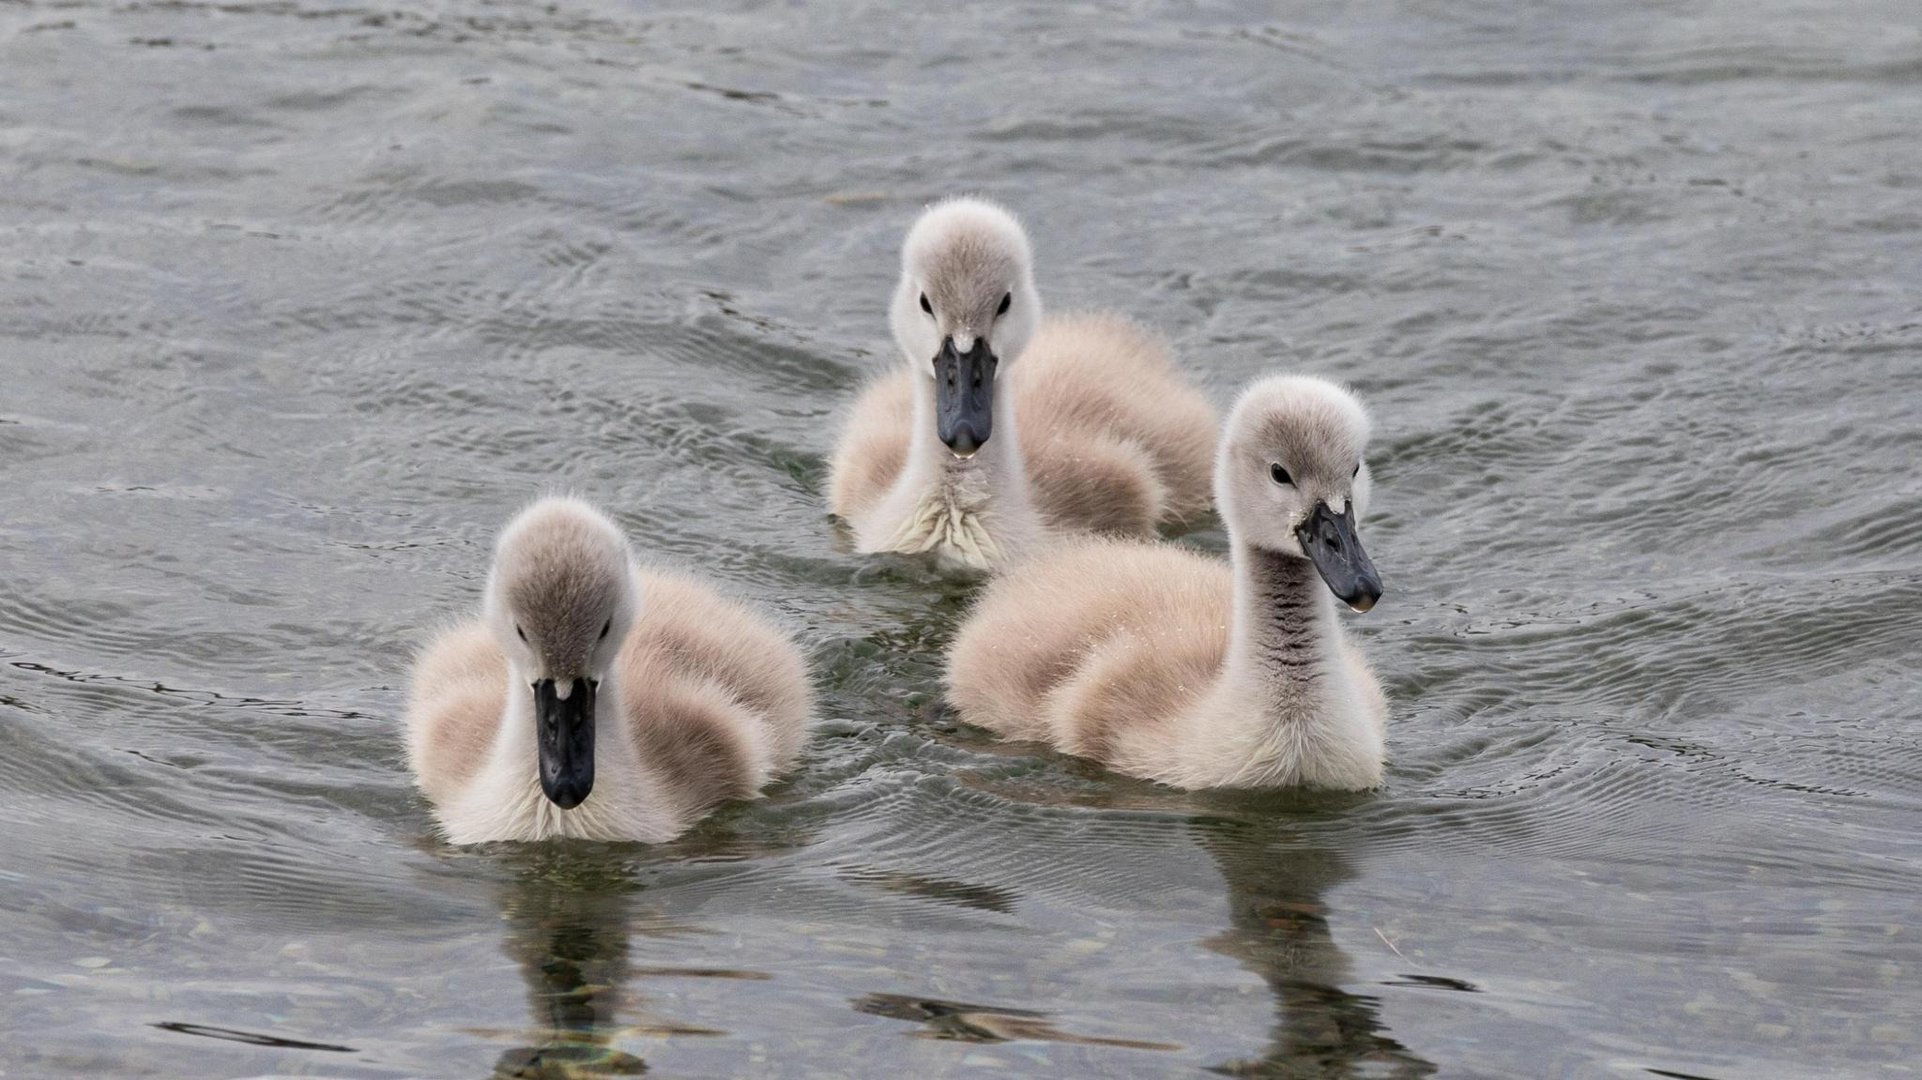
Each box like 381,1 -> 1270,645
827,197 -> 1216,573
404,497 -> 811,843
946,376 -> 1388,790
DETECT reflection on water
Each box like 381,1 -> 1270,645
149,1021 -> 360,1055
1195,819 -> 1435,1078
852,993 -> 1180,1051
492,854 -> 654,1078
2,0 -> 1921,1072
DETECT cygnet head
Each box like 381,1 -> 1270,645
888,197 -> 1043,458
1217,376 -> 1383,613
485,496 -> 639,809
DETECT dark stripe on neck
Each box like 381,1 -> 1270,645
1246,546 -> 1325,684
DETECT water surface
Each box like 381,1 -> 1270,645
2,0 -> 1919,1075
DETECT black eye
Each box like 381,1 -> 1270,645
599,619 -> 611,641
515,625 -> 527,642
1270,463 -> 1293,486
997,292 -> 1011,316
919,293 -> 933,315
1353,461 -> 1362,479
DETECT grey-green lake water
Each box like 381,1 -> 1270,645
2,0 -> 1919,1076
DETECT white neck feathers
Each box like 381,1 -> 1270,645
879,375 -> 1043,570
1177,542 -> 1381,790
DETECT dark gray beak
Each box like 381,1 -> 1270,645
534,678 -> 595,809
1296,501 -> 1382,613
934,336 -> 996,457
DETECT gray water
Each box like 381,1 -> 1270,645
2,0 -> 1919,1075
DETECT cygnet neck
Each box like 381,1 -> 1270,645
1226,541 -> 1339,704
901,370 -> 1035,516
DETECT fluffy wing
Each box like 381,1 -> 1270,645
825,367 -> 916,525
621,570 -> 813,817
1014,314 -> 1217,535
403,622 -> 505,807
946,538 -> 1230,765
